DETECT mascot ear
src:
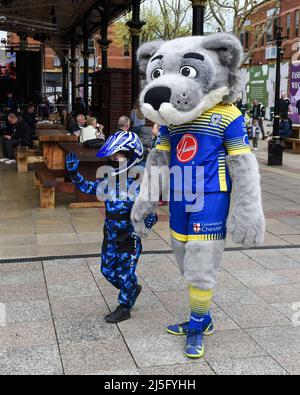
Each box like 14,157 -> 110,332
202,33 -> 243,102
202,33 -> 243,70
137,41 -> 164,82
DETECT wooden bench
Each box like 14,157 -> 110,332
34,164 -> 76,208
16,146 -> 43,173
34,163 -> 58,208
285,138 -> 300,154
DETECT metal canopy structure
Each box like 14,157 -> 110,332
0,0 -> 133,50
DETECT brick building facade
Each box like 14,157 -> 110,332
239,0 -> 300,122
240,0 -> 300,65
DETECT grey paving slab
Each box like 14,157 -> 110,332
244,251 -> 300,270
55,316 -> 121,344
47,280 -> 100,299
60,340 -> 136,375
125,334 -> 198,368
279,248 -> 300,263
270,269 -> 300,285
142,272 -> 187,293
0,261 -> 42,273
42,258 -> 87,267
0,269 -> 45,287
0,345 -> 63,375
246,326 -> 300,356
271,303 -> 296,322
4,301 -> 52,324
0,321 -> 57,351
221,303 -> 290,329
273,353 -> 300,375
207,356 -> 287,375
213,287 -> 264,308
251,284 -> 300,304
229,269 -> 289,287
50,296 -> 108,320
204,330 -> 267,360
44,263 -> 94,285
118,310 -> 173,338
221,252 -> 262,272
215,270 -> 245,290
0,284 -> 48,303
137,259 -> 179,277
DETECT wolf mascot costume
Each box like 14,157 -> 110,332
131,33 -> 265,358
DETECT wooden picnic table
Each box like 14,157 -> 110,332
36,123 -> 65,130
292,124 -> 300,139
58,142 -> 108,207
36,129 -> 78,170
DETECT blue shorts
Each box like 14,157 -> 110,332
170,192 -> 231,242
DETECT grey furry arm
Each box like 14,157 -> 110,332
131,148 -> 170,238
227,153 -> 265,248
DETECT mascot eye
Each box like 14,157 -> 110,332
151,68 -> 164,80
180,66 -> 197,78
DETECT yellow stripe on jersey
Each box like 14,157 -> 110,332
156,137 -> 171,151
218,152 -> 227,192
171,229 -> 225,242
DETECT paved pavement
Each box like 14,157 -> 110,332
0,140 -> 300,375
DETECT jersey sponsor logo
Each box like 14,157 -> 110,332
193,223 -> 201,233
210,114 -> 223,126
243,134 -> 250,146
176,134 -> 198,163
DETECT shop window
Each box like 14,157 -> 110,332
295,11 -> 300,37
286,14 -> 292,37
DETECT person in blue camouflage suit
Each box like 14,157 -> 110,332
66,129 -> 158,323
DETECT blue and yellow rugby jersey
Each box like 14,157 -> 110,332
156,103 -> 250,194
156,103 -> 251,242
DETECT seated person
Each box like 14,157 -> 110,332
0,113 -> 32,164
279,114 -> 293,139
22,104 -> 37,137
69,114 -> 86,136
80,117 -> 105,144
61,110 -> 74,131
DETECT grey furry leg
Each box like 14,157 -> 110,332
183,240 -> 225,290
171,236 -> 186,275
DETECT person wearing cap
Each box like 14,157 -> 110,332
66,128 -> 158,323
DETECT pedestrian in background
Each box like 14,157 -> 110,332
250,99 -> 266,140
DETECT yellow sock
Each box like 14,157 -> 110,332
189,285 -> 213,317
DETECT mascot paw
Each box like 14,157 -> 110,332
131,198 -> 153,239
227,211 -> 265,248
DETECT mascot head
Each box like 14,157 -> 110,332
138,33 -> 243,126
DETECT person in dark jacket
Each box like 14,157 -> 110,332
5,92 -> 18,114
22,104 -> 37,136
279,114 -> 293,139
69,114 -> 86,136
250,100 -> 266,140
279,93 -> 290,118
74,97 -> 87,116
0,113 -> 32,163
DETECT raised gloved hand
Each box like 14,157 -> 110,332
144,213 -> 158,230
66,153 -> 80,173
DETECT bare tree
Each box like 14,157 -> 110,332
114,0 -> 192,48
206,0 -> 281,60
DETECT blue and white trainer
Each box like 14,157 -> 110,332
186,329 -> 205,359
166,313 -> 214,337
